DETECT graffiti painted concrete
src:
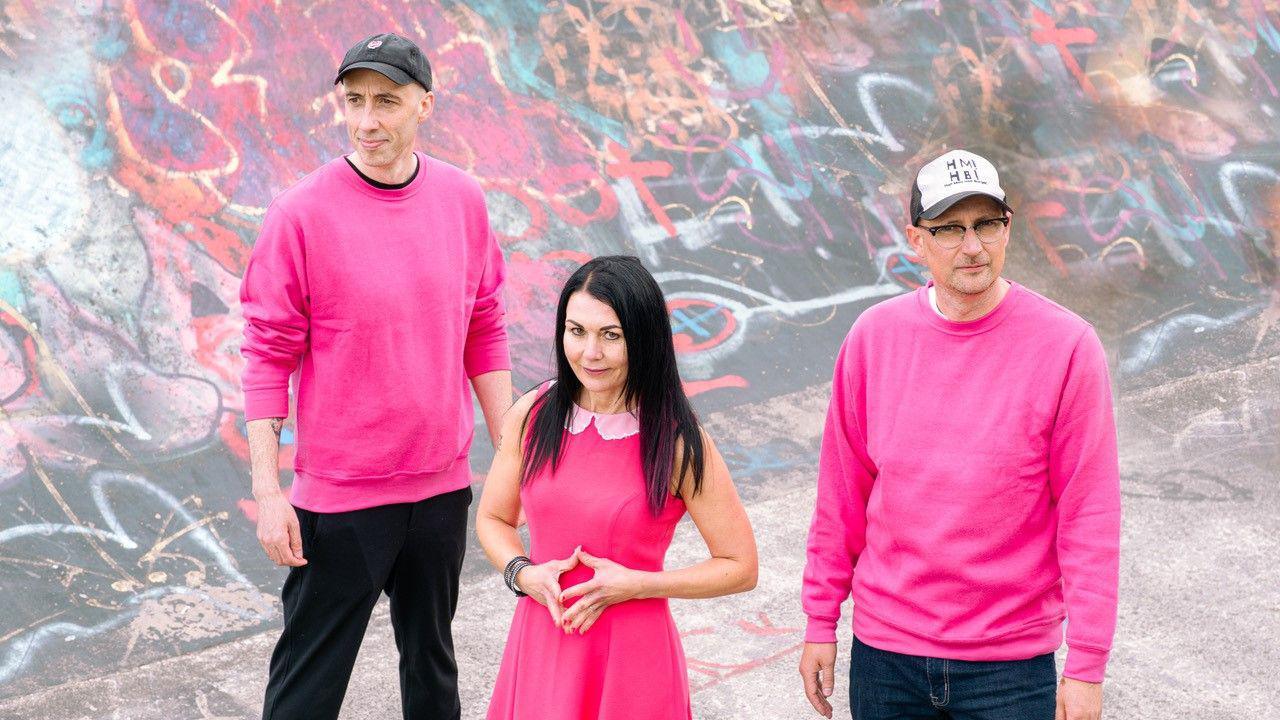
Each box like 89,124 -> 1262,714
1,0 -> 1277,715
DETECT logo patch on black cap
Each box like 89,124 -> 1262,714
336,32 -> 433,92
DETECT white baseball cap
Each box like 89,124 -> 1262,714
910,149 -> 1012,224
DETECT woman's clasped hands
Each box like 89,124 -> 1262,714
559,548 -> 646,635
515,546 -> 645,635
513,545 -> 580,629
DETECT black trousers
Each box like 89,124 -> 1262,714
262,486 -> 472,720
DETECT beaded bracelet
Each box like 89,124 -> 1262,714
503,555 -> 531,597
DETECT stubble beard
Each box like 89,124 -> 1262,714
355,143 -> 393,168
947,269 -> 993,294
945,260 -> 995,296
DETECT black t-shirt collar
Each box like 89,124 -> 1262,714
343,154 -> 419,190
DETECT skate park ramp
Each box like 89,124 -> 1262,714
1,2 -> 1277,717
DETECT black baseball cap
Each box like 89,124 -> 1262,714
334,33 -> 432,92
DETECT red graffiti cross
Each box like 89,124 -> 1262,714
605,140 -> 678,238
1029,9 -> 1099,101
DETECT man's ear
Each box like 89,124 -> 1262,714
418,91 -> 435,123
905,224 -> 924,256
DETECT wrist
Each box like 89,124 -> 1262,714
252,487 -> 285,501
630,570 -> 656,600
503,555 -> 531,596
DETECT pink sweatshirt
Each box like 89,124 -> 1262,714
239,153 -> 509,512
802,282 -> 1120,683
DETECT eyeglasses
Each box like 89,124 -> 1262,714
915,217 -> 1009,250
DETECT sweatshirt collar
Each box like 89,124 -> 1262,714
336,151 -> 428,200
917,280 -> 1022,336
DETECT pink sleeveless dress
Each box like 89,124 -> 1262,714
486,402 -> 691,720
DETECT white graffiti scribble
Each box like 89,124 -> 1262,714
657,271 -> 903,373
0,471 -> 273,684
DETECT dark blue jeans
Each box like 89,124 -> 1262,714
849,636 -> 1056,720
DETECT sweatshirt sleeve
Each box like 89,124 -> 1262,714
463,216 -> 511,378
801,333 -> 877,643
239,203 -> 309,421
1049,327 -> 1121,683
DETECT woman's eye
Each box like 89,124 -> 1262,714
605,332 -> 621,341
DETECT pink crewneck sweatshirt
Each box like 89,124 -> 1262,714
239,153 -> 509,512
802,282 -> 1120,683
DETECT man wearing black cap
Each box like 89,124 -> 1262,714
798,150 -> 1119,720
332,32 -> 435,185
240,32 -> 512,720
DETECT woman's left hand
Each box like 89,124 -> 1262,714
558,549 -> 647,634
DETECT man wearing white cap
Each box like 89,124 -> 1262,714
798,150 -> 1119,720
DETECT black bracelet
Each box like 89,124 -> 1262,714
503,555 -> 531,597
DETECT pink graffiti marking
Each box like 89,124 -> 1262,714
683,376 -> 749,398
682,612 -> 804,692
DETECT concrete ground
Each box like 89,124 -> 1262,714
1,357 -> 1276,719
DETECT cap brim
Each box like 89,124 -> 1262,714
334,61 -> 415,87
918,190 -> 1013,221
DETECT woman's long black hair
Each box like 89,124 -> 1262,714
520,255 -> 706,515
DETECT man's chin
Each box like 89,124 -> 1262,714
353,148 -> 390,167
947,273 -> 996,295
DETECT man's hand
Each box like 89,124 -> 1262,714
1056,677 -> 1103,720
247,417 -> 302,567
255,492 -> 306,567
799,641 -> 837,718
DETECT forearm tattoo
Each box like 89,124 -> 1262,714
269,418 -> 284,438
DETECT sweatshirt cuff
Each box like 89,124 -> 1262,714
804,616 -> 838,644
464,340 -> 511,378
1063,644 -> 1110,683
243,387 -> 289,421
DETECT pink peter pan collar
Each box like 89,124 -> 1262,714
567,404 -> 640,440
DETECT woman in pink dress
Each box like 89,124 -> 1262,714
477,255 -> 758,720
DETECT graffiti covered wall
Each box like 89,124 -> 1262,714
1,0 -> 1277,695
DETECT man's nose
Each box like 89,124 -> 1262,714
358,106 -> 379,133
958,225 -> 984,254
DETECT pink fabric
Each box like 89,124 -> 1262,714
239,153 -> 509,512
488,408 -> 690,720
567,404 -> 639,439
802,282 -> 1120,683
